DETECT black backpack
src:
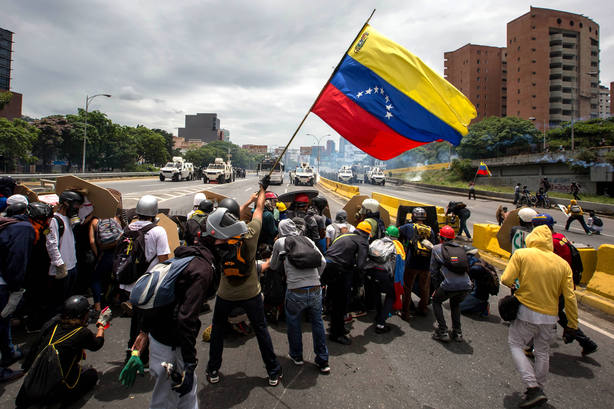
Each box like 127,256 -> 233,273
284,236 -> 322,269
113,223 -> 158,284
474,260 -> 500,295
566,242 -> 584,285
218,238 -> 251,279
441,242 -> 469,275
19,325 -> 82,404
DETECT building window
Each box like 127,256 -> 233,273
517,89 -> 520,94
518,68 -> 520,72
477,68 -> 480,73
589,26 -> 592,32
570,21 -> 574,26
557,18 -> 562,24
531,37 -> 536,40
477,59 -> 480,64
532,60 -> 536,63
579,22 -> 583,28
532,26 -> 536,29
517,46 -> 520,51
477,50 -> 481,54
532,106 -> 536,110
532,71 -> 536,75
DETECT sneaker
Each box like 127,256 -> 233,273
120,301 -> 133,317
375,324 -> 392,334
288,354 -> 304,365
432,331 -> 451,342
0,368 -> 24,383
329,334 -> 352,345
268,370 -> 282,386
207,369 -> 220,384
450,331 -> 464,342
519,387 -> 547,408
582,341 -> 598,356
316,360 -> 331,374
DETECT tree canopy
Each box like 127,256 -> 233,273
0,118 -> 39,171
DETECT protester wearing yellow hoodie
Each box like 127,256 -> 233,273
501,225 -> 578,408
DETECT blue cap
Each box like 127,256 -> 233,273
532,213 -> 555,227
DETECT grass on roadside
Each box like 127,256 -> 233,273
398,169 -> 614,205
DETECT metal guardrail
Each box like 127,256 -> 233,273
1,172 -> 159,182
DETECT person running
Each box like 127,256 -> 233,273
565,200 -> 590,235
264,218 -> 329,374
501,224 -> 578,408
570,182 -> 581,201
399,207 -> 437,320
531,214 -> 598,357
322,221 -> 370,345
430,226 -> 472,342
206,177 -> 283,387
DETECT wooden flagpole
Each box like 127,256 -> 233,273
266,8 -> 377,177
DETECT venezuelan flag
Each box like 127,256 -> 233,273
477,161 -> 492,176
311,25 -> 476,160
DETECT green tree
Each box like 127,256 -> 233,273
31,115 -> 73,172
152,128 -> 181,158
0,118 -> 39,171
0,91 -> 12,110
547,117 -> 614,150
65,109 -> 116,170
131,126 -> 169,165
458,116 -> 540,159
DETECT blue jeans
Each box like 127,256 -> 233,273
460,291 -> 488,315
0,285 -> 17,365
285,287 -> 329,364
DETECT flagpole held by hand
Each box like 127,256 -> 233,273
265,9 -> 377,178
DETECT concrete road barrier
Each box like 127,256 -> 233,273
581,245 -> 614,314
473,223 -> 511,259
318,176 -> 359,199
371,192 -> 446,224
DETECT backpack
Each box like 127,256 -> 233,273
566,241 -> 584,285
218,238 -> 250,279
474,260 -> 500,295
441,242 -> 469,275
112,223 -> 158,285
96,218 -> 123,250
130,256 -> 195,309
330,223 -> 348,243
53,215 -> 65,239
570,204 -> 581,214
20,325 -> 82,403
185,214 -> 207,246
284,236 -> 322,268
368,238 -> 396,264
410,224 -> 433,258
0,216 -> 19,232
592,216 -> 603,227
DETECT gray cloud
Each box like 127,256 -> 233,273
4,0 -> 613,149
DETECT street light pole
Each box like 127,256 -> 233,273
306,133 -> 330,176
82,93 -> 112,173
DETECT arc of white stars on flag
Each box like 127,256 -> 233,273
355,85 -> 394,120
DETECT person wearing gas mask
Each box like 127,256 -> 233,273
45,191 -> 84,313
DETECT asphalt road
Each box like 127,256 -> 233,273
2,175 -> 613,408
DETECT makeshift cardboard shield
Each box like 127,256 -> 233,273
396,205 -> 440,235
55,175 -> 119,219
557,204 -> 570,218
497,208 -> 521,253
343,194 -> 390,227
14,184 -> 39,203
157,213 -> 180,256
37,194 -> 59,206
277,189 -> 319,204
200,190 -> 230,207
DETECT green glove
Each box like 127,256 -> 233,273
119,353 -> 144,387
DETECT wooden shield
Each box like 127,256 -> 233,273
55,175 -> 119,219
497,208 -> 521,253
14,184 -> 39,203
200,190 -> 229,207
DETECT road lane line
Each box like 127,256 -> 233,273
579,319 -> 614,340
244,187 -> 252,192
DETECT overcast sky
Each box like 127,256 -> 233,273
3,0 -> 613,150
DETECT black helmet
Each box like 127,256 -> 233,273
59,190 -> 84,206
0,176 -> 16,198
6,202 -> 27,216
218,198 -> 240,219
311,196 -> 328,212
198,199 -> 214,214
62,295 -> 90,319
27,202 -> 53,221
412,207 -> 427,222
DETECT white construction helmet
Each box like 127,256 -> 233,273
193,192 -> 207,207
518,207 -> 538,223
361,198 -> 380,214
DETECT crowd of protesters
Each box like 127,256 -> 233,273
0,174 -> 601,408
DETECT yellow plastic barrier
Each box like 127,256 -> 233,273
586,245 -> 614,301
371,192 -> 446,223
472,223 -> 511,259
578,247 -> 597,285
318,176 -> 359,199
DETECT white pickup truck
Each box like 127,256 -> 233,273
366,167 -> 386,185
203,158 -> 234,184
159,157 -> 194,181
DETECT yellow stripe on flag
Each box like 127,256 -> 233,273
348,25 -> 476,136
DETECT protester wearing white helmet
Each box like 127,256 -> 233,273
187,192 -> 207,219
4,194 -> 28,216
510,207 -> 538,254
359,198 -> 385,241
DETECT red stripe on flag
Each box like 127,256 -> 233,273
312,83 -> 426,160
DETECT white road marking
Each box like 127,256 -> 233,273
579,319 -> 614,340
284,188 -> 288,193
485,220 -> 498,224
244,187 -> 252,192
